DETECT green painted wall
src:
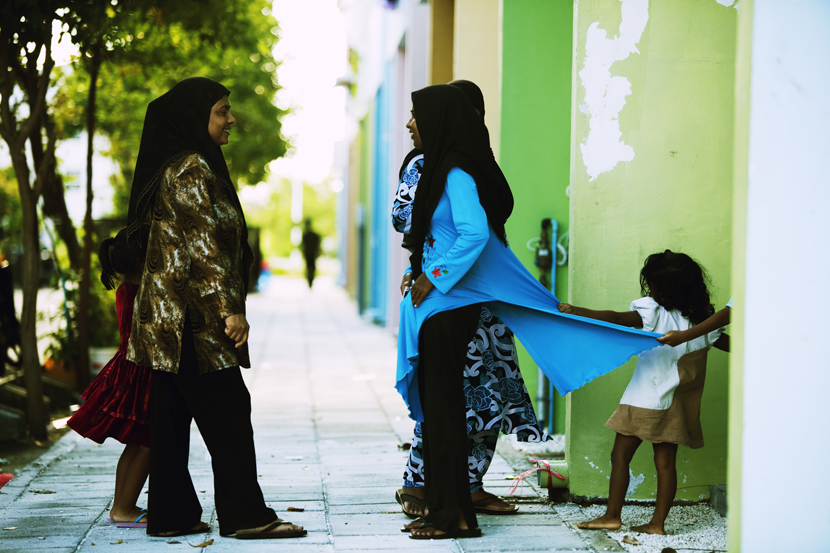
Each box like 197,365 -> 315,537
500,0 -> 573,434
568,1 -> 736,500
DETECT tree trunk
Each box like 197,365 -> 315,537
39,150 -> 81,271
0,6 -> 54,440
16,47 -> 80,272
29,130 -> 81,272
10,150 -> 48,439
76,45 -> 102,392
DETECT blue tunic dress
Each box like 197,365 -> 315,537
397,168 -> 661,421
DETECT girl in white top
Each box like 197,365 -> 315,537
559,250 -> 728,535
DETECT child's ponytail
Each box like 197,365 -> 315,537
97,226 -> 150,290
99,237 -> 119,290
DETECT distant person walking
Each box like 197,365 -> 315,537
126,77 -> 305,540
301,218 -> 321,288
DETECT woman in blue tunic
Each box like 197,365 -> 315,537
403,84 -> 506,540
394,81 -> 545,520
399,85 -> 661,540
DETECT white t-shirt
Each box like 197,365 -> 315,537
619,297 -> 722,410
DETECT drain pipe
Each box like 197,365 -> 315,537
533,219 -> 558,434
532,218 -> 556,433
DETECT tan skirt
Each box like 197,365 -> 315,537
605,349 -> 708,449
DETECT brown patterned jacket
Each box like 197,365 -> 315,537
127,153 -> 251,373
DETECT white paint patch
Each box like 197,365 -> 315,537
715,0 -> 737,7
578,0 -> 649,181
626,469 -> 645,496
585,456 -> 604,472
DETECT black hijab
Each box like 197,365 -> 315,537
409,85 -> 513,260
126,77 -> 253,290
395,80 -> 484,184
449,79 -> 485,117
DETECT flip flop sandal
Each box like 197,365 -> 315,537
408,521 -> 482,540
401,516 -> 428,532
106,509 -> 147,525
116,512 -> 148,528
395,489 -> 428,519
149,521 -> 210,537
235,519 -> 307,540
472,493 -> 519,515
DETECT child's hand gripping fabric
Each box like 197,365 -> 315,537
657,304 -> 731,351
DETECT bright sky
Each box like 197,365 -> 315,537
269,0 -> 347,184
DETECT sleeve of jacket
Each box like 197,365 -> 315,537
423,167 -> 489,293
169,157 -> 244,319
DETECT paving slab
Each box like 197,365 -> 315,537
0,276 -> 600,553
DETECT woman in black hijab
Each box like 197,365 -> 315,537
400,84 -> 513,540
395,81 -> 544,521
126,77 -> 305,540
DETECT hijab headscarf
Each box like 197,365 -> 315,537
448,79 -> 485,117
126,77 -> 253,291
394,80 -> 488,254
409,84 -> 513,260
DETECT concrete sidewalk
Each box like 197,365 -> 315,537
0,276 -> 611,552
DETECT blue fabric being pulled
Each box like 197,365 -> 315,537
396,172 -> 660,422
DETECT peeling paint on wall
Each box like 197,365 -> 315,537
626,469 -> 645,496
585,456 -> 604,472
715,0 -> 739,9
578,0 -> 649,181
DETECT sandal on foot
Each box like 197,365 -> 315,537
472,492 -> 519,515
235,519 -> 307,540
395,489 -> 427,519
409,521 -> 482,540
116,512 -> 148,528
149,521 -> 210,537
107,509 -> 147,526
401,516 -> 428,532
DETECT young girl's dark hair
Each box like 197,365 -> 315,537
639,250 -> 714,325
99,226 -> 149,290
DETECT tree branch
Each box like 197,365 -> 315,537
17,15 -> 55,146
33,122 -> 58,198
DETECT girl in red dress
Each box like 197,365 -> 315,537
68,227 -> 151,528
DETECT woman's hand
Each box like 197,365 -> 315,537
558,303 -> 574,314
410,273 -> 434,307
225,313 -> 250,348
657,330 -> 688,347
400,272 -> 413,296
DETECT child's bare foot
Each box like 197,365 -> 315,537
576,515 -> 622,530
630,522 -> 665,535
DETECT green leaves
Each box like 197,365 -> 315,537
52,0 -> 288,217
